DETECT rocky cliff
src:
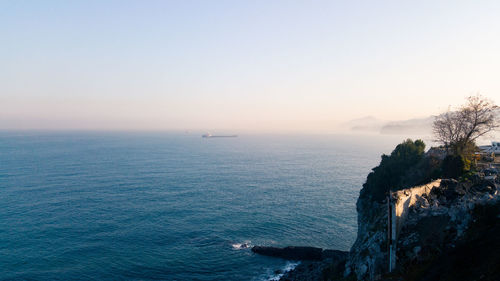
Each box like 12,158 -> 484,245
344,177 -> 500,281
276,140 -> 499,281
276,174 -> 499,281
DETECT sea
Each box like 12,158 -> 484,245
0,131 -> 407,281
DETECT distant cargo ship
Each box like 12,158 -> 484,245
202,133 -> 238,138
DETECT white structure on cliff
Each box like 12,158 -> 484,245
388,180 -> 442,273
480,141 -> 500,154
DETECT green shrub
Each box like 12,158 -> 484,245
360,139 -> 426,202
442,155 -> 468,179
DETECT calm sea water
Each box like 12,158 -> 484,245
0,132 -> 403,280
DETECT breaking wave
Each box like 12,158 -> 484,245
265,261 -> 300,281
231,241 -> 252,250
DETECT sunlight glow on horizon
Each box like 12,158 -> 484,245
1,0 -> 499,132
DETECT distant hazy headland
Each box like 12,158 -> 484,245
341,116 -> 434,135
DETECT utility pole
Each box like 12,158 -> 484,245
387,194 -> 392,273
387,193 -> 396,273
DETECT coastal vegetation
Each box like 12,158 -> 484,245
433,95 -> 498,155
360,139 -> 433,202
433,95 -> 499,179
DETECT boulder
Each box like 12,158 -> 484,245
322,249 -> 348,260
251,246 -> 324,261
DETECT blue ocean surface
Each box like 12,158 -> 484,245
0,132 -> 403,280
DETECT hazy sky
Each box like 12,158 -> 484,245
1,0 -> 499,131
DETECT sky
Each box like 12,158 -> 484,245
1,0 -> 500,132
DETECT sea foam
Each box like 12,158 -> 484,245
266,261 -> 300,281
231,241 -> 251,250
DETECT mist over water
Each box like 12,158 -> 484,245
0,132 -> 405,280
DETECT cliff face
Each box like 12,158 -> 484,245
345,177 -> 500,281
344,190 -> 387,280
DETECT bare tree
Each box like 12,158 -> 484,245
433,95 -> 499,155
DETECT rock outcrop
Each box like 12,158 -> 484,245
252,246 -> 347,261
345,177 -> 500,280
273,173 -> 499,281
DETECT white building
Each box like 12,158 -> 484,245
480,141 -> 500,154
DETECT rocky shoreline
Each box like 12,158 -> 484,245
251,246 -> 348,281
252,246 -> 347,261
278,259 -> 342,281
253,178 -> 499,280
253,139 -> 500,281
